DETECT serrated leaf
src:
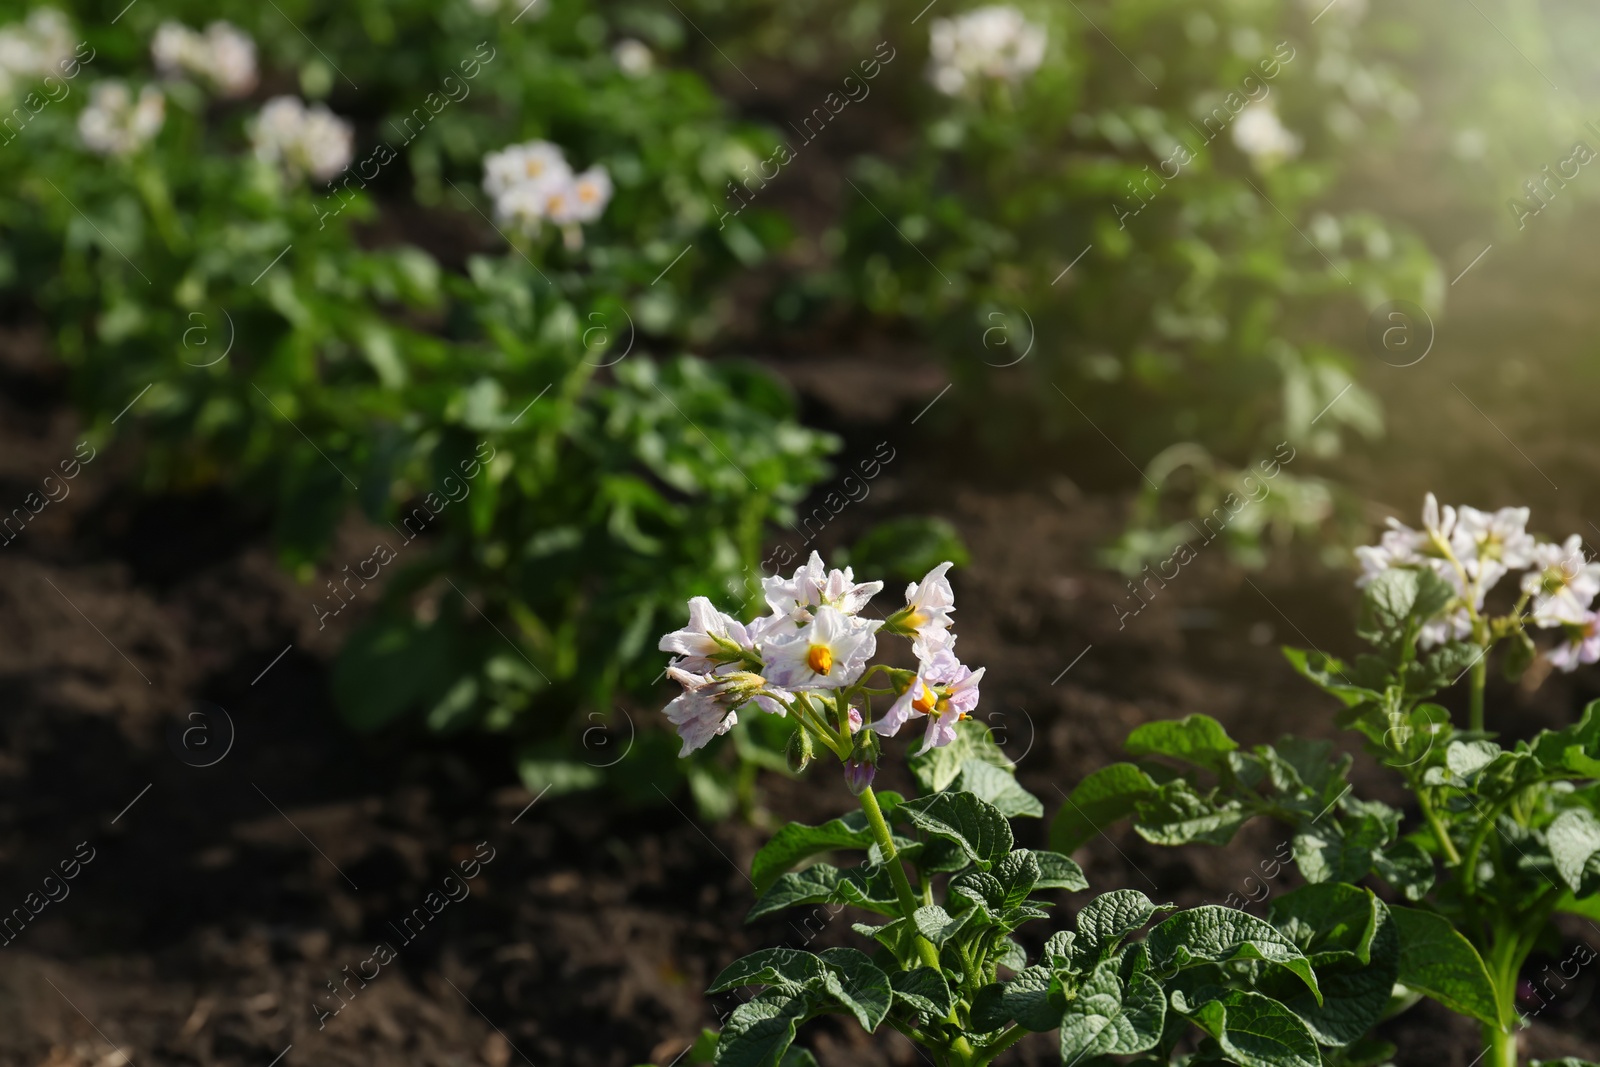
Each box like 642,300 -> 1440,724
1031,850 -> 1090,891
1183,989 -> 1320,1067
1147,907 -> 1322,1004
1390,905 -> 1506,1029
1050,763 -> 1158,854
889,968 -> 953,1019
818,947 -> 891,1031
1076,890 -> 1168,953
1126,714 -> 1238,770
709,949 -> 826,993
955,759 -> 1043,817
898,791 -> 1013,869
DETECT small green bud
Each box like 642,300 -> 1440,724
786,727 -> 814,773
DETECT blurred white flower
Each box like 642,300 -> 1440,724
0,7 -> 76,96
613,38 -> 653,77
151,20 -> 257,98
1451,505 -> 1534,591
928,5 -> 1046,96
1548,612 -> 1600,673
78,81 -> 165,156
252,95 -> 354,183
1524,535 -> 1600,627
1232,102 -> 1302,165
483,140 -> 613,238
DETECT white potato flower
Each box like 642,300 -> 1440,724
1232,103 -> 1303,165
613,39 -> 653,77
78,81 -> 165,157
151,19 -> 257,98
252,95 -> 354,183
928,5 -> 1046,96
482,140 -> 613,238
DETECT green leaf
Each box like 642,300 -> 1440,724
818,948 -> 891,1031
1031,850 -> 1090,891
1548,808 -> 1600,894
1076,890 -> 1169,954
889,969 -> 953,1019
972,966 -> 1059,1032
750,815 -> 874,894
908,719 -> 1012,794
1125,714 -> 1238,770
1282,647 -> 1380,708
1371,839 -> 1435,901
1058,961 -> 1165,1060
1133,780 -> 1254,847
748,865 -> 844,921
1268,887 -> 1400,1046
709,949 -> 825,994
1050,763 -> 1157,853
1292,815 -> 1386,885
1529,701 -> 1600,777
994,850 -> 1041,911
954,759 -> 1043,818
1147,907 -> 1322,1004
1183,989 -> 1320,1067
716,994 -> 807,1067
777,1050 -> 817,1067
1445,739 -> 1502,779
913,905 -> 975,946
1390,905 -> 1506,1029
1358,568 -> 1455,647
898,791 -> 1013,869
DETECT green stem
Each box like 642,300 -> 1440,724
857,785 -> 976,1063
1414,783 -> 1462,866
1470,653 -> 1488,733
971,1023 -> 1027,1066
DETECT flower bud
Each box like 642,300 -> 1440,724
786,727 -> 814,773
843,757 -> 876,796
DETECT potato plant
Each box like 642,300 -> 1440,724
1054,496 -> 1600,1066
0,1 -> 833,791
649,552 -> 1405,1067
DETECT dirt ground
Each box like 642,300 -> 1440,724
7,210 -> 1600,1067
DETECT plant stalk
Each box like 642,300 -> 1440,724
1470,653 -> 1488,733
857,785 -> 976,1063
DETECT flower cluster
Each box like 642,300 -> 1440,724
656,554 -> 983,790
151,20 -> 258,99
78,81 -> 165,157
482,140 -> 614,243
927,5 -> 1047,97
1232,102 -> 1302,166
251,96 -> 355,183
1357,493 -> 1600,670
0,7 -> 74,100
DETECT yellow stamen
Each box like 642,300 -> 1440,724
807,644 -> 833,675
525,159 -> 545,177
578,182 -> 600,203
912,684 -> 936,714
